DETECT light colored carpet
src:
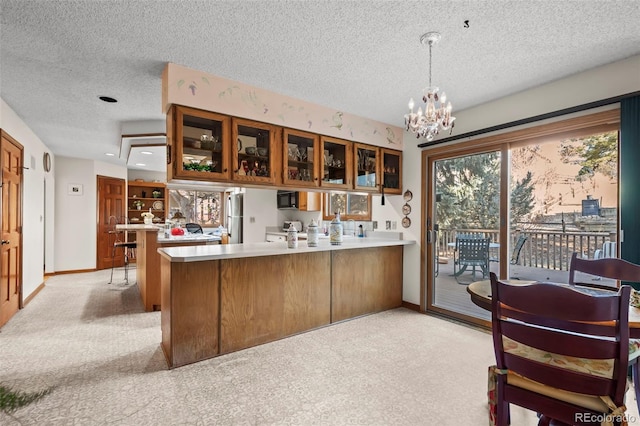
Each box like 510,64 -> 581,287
0,269 -> 637,425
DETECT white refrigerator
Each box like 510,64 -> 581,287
226,193 -> 243,244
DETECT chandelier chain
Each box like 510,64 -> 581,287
428,41 -> 432,88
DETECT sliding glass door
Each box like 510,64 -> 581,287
429,151 -> 501,321
424,112 -> 619,324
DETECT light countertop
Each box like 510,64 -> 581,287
116,224 -> 162,230
158,234 -> 221,243
158,238 -> 415,263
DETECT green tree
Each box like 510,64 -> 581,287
510,171 -> 535,225
436,152 -> 535,229
559,131 -> 618,181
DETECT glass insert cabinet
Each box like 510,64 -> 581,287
168,105 -> 401,193
232,117 -> 277,184
171,106 -> 231,180
354,143 -> 380,192
283,128 -> 319,187
320,136 -> 352,190
381,148 -> 402,194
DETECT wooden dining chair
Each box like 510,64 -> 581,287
489,272 -> 631,426
569,252 -> 640,288
568,251 -> 640,416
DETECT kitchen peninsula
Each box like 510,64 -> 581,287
158,238 -> 414,368
116,224 -> 220,311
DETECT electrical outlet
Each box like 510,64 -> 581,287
391,221 -> 397,230
249,216 -> 256,223
385,220 -> 391,230
373,221 -> 378,229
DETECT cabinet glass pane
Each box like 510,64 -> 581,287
286,134 -> 314,182
181,115 -> 224,174
322,142 -> 348,184
236,125 -> 271,177
383,152 -> 401,190
356,147 -> 377,188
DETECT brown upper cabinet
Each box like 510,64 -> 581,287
319,136 -> 353,190
166,105 -> 401,194
353,143 -> 380,192
282,128 -> 319,188
232,117 -> 278,185
381,148 -> 402,195
167,105 -> 231,181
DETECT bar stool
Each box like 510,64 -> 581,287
108,241 -> 137,285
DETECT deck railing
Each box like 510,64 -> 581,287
438,228 -> 613,271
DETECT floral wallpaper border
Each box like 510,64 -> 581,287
163,63 -> 403,150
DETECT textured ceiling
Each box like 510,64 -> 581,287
1,0 -> 640,171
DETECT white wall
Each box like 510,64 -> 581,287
0,98 -> 55,298
400,54 -> 640,306
127,169 -> 166,183
54,156 -> 127,272
241,188 -> 279,243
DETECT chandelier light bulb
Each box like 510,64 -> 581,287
404,31 -> 455,141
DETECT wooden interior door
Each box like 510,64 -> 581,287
0,132 -> 23,328
96,176 -> 125,270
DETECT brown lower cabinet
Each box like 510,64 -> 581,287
160,246 -> 403,369
135,229 -> 216,312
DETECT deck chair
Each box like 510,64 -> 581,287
453,236 -> 490,282
595,241 -> 617,260
569,251 -> 640,414
488,272 -> 631,426
510,234 -> 528,265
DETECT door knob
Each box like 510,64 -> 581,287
1,240 -> 9,245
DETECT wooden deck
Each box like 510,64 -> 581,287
432,260 -> 616,321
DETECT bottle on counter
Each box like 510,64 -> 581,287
329,212 -> 343,246
287,223 -> 298,249
307,219 -> 319,247
358,224 -> 364,238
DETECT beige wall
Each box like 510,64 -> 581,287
400,54 -> 640,306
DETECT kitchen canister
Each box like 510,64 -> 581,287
307,219 -> 319,247
329,212 -> 343,245
287,223 -> 298,249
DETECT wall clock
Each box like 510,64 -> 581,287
402,203 -> 411,215
401,217 -> 411,228
403,190 -> 413,202
43,152 -> 52,172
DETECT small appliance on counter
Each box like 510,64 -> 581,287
283,221 -> 302,232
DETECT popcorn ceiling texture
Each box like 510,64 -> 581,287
0,1 -> 639,164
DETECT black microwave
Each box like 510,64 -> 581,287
277,191 -> 298,209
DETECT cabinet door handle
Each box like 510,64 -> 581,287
1,240 -> 9,245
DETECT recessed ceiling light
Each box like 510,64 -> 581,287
105,153 -> 115,156
135,163 -> 146,167
140,151 -> 153,155
99,96 -> 118,103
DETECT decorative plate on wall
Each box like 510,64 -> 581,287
403,190 -> 413,202
402,217 -> 411,228
402,203 -> 411,215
